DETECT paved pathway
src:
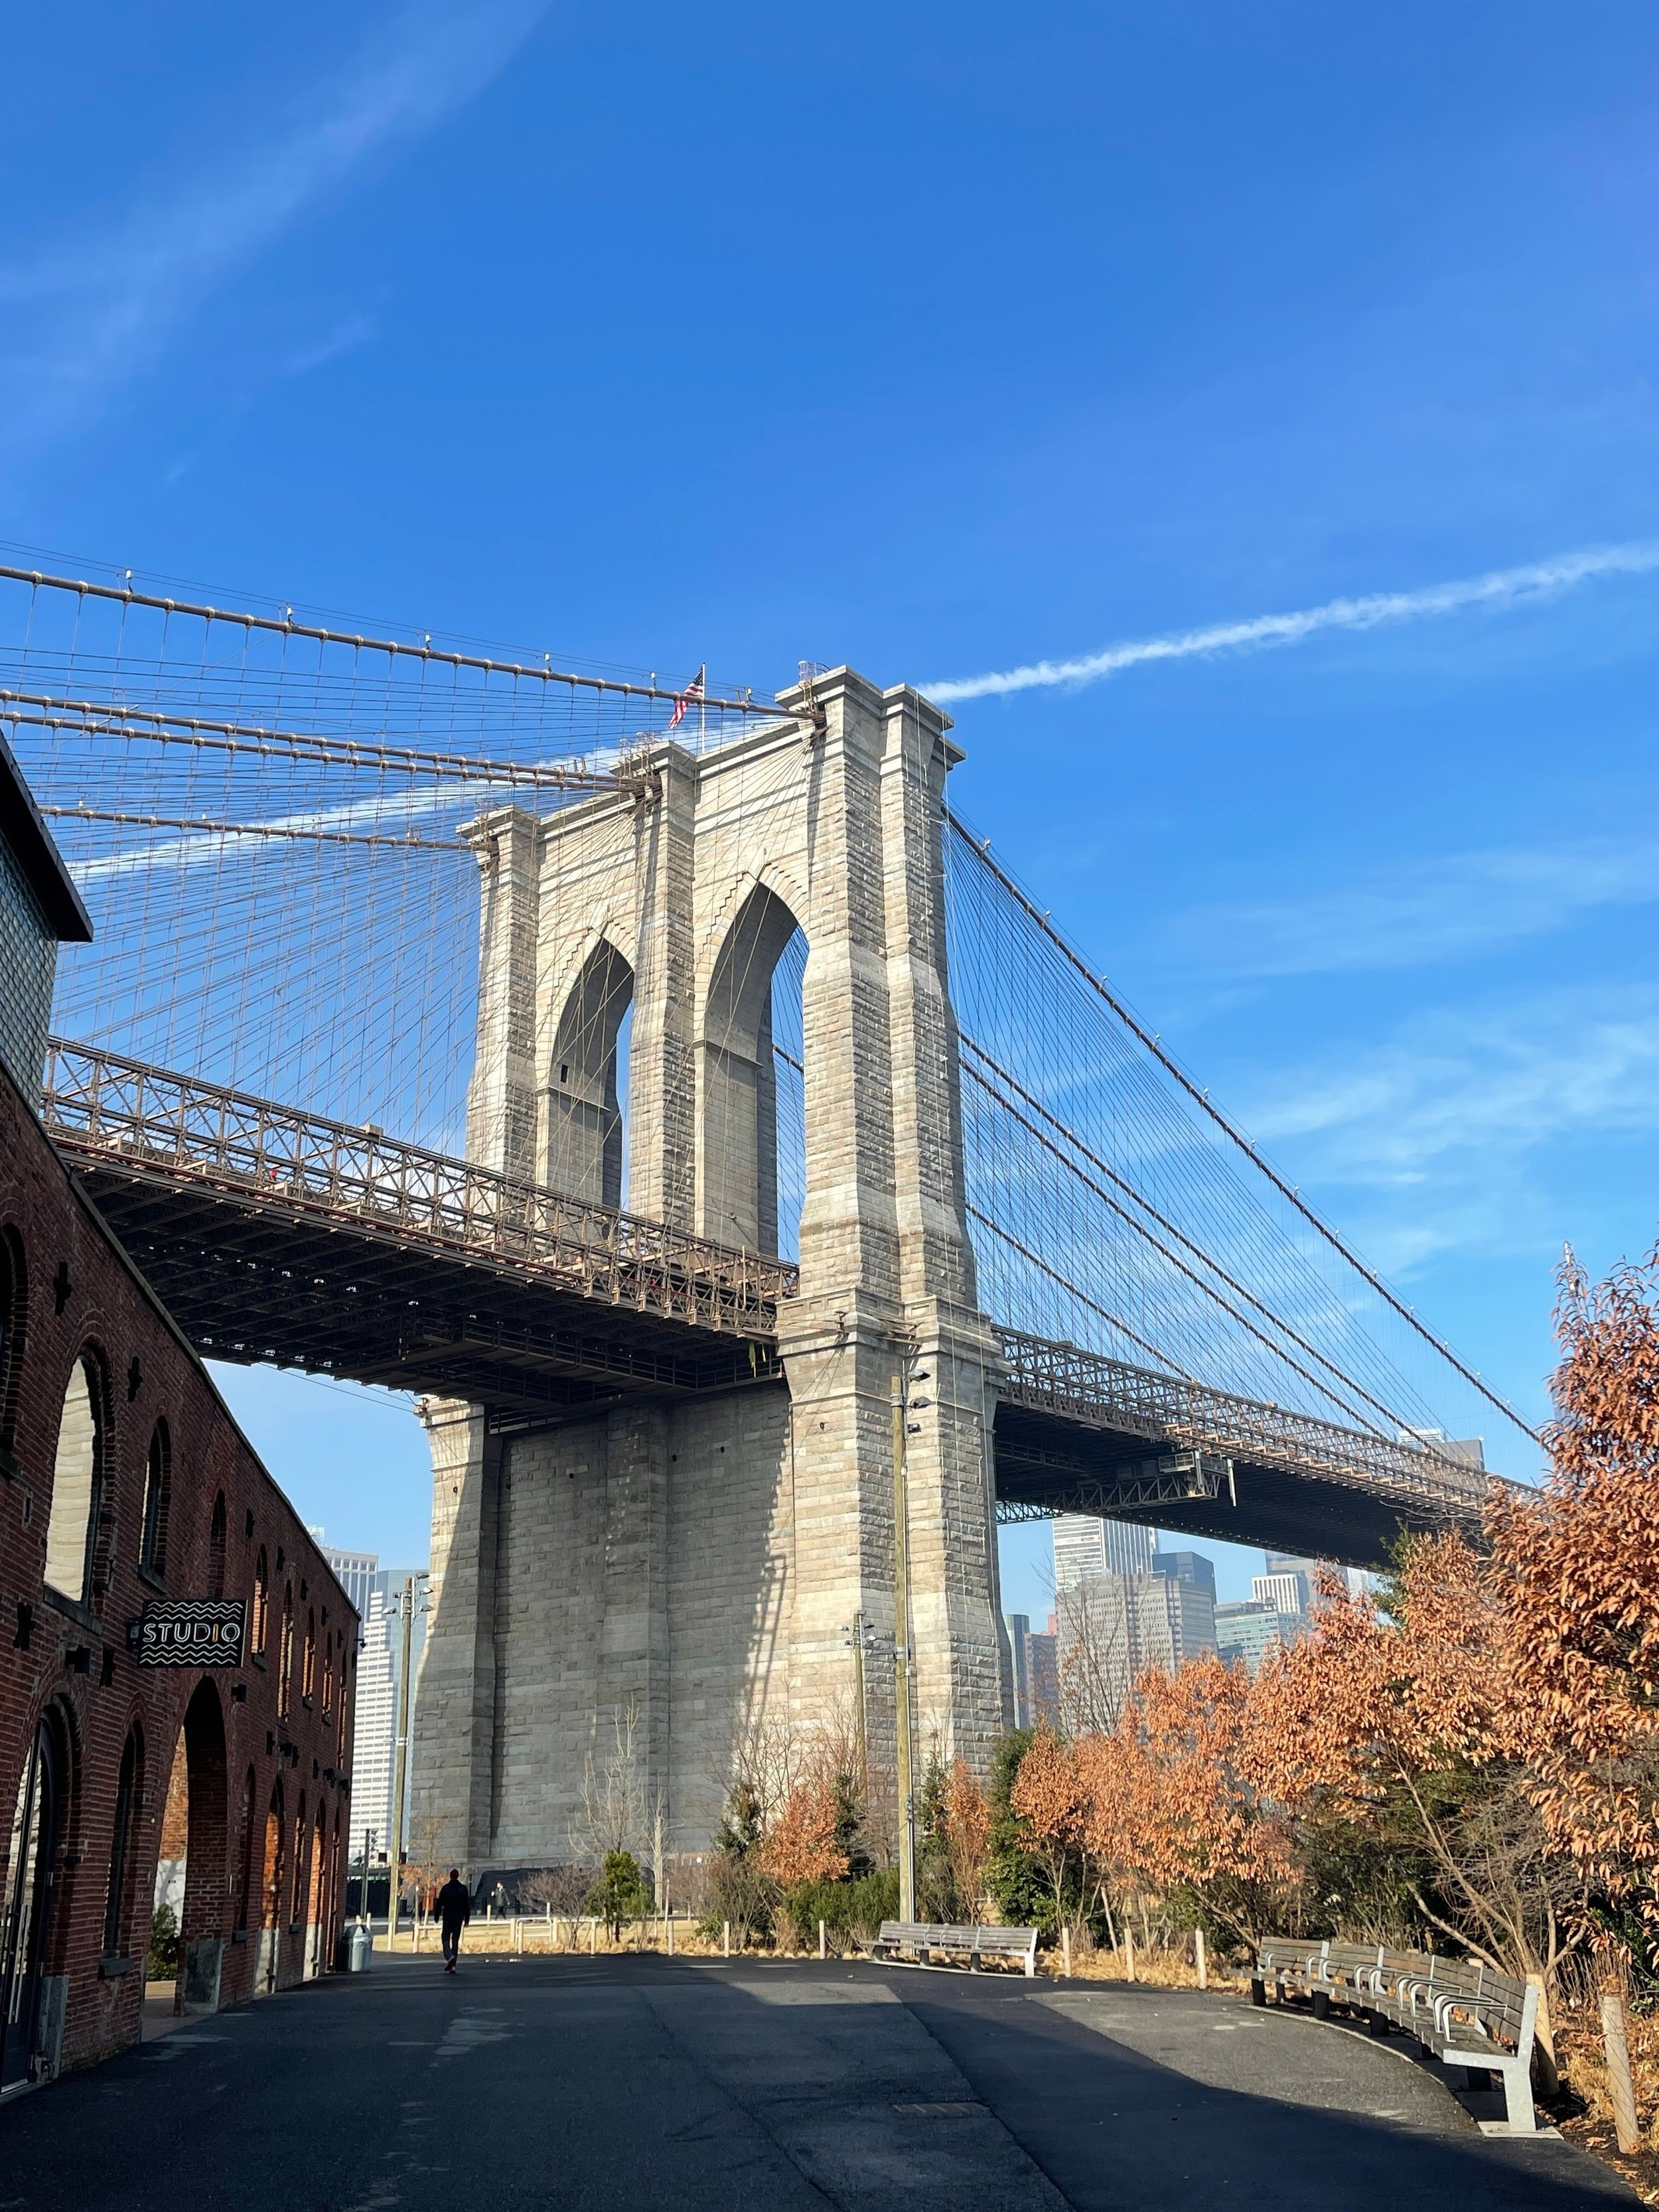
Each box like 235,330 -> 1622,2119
0,1955 -> 1631,2210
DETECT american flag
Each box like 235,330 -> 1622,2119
666,666 -> 706,731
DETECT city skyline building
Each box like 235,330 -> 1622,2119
1253,1568 -> 1312,1619
1052,1513 -> 1156,1593
320,1543 -> 426,1862
1215,1599 -> 1303,1675
1058,1556 -> 1218,1728
1153,1549 -> 1217,1600
1005,1611 -> 1059,1728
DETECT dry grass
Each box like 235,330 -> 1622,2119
376,1915 -> 735,1960
1548,1964 -> 1659,2206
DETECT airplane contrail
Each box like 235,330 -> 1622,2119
926,540 -> 1659,704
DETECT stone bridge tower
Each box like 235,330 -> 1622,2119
411,670 -> 1008,1870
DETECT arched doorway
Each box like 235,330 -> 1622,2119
152,1681 -> 229,2016
1,1707 -> 68,2090
257,1783 -> 285,1995
544,939 -> 634,1205
698,885 -> 806,1255
304,1803 -> 328,1979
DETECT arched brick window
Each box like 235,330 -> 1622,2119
252,1548 -> 269,1655
278,1587 -> 294,1720
322,1631 -> 334,1718
302,1609 -> 316,1707
208,1492 -> 227,1599
139,1420 -> 171,1580
102,1724 -> 143,1957
44,1349 -> 110,1605
236,1765 -> 257,1933
0,1225 -> 25,1452
289,1793 -> 307,1927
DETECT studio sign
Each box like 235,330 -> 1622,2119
137,1599 -> 246,1668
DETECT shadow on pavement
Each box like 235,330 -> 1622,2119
0,1954 -> 1634,2212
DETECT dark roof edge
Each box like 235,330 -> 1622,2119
0,724 -> 92,942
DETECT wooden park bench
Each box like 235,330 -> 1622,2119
867,1921 -> 1039,1977
1254,1936 -> 1542,2134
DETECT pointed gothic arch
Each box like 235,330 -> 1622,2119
543,938 -> 634,1206
697,882 -> 806,1254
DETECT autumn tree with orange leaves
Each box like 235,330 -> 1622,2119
1010,1728 -> 1090,1929
758,1773 -> 851,1887
1243,1538 -> 1582,1975
1491,1249 -> 1659,1955
1118,1655 -> 1297,1948
995,1246 -> 1659,1985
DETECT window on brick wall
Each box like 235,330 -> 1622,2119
252,1548 -> 269,1655
236,1765 -> 256,1932
0,1226 -> 24,1451
302,1609 -> 316,1706
102,1726 -> 143,1956
278,1587 -> 294,1720
290,1793 -> 307,1926
44,1349 -> 109,1605
322,1632 -> 334,1718
208,1493 -> 227,1599
139,1420 -> 171,1580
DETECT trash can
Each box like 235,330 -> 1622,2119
345,1923 -> 373,1973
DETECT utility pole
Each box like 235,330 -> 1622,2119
358,1825 -> 376,1926
890,1372 -> 916,1923
384,1571 -> 427,1947
842,1611 -> 869,1775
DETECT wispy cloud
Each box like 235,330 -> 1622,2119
927,542 -> 1659,703
1167,836 -> 1659,980
279,309 -> 384,382
0,0 -> 547,459
1234,987 -> 1659,1267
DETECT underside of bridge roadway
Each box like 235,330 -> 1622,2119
76,1158 -> 1449,1572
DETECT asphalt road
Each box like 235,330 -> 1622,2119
0,1954 -> 1633,2210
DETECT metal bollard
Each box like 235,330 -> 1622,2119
723,1919 -> 731,1960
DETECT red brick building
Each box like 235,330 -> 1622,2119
1,1025 -> 359,2087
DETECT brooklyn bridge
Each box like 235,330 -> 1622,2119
5,561 -> 1533,1866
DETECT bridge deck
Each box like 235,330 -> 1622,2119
41,1041 -> 1501,1564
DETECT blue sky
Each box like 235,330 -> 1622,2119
7,3 -> 1658,1607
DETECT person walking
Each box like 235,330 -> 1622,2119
435,1869 -> 470,1973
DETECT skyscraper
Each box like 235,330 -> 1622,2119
321,1542 -> 378,1620
1004,1612 -> 1060,1727
1253,1568 -> 1312,1619
1215,1600 -> 1300,1675
1057,1556 -> 1217,1728
319,1545 -> 427,1862
1052,1514 -> 1155,1593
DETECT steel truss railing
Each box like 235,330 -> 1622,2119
993,1327 -> 1494,1511
35,1043 -> 1504,1506
41,1041 -> 797,1337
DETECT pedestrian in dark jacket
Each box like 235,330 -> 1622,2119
435,1870 -> 470,1972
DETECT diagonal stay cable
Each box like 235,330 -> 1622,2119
945,811 -> 1541,1448
959,1034 -> 1425,1443
958,1057 -> 1396,1441
964,1206 -> 1198,1382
